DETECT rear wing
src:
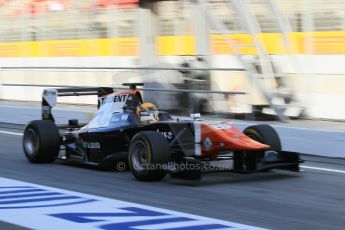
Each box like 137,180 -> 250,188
42,87 -> 114,122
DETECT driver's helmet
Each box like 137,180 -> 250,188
136,102 -> 159,123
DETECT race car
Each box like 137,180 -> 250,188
22,83 -> 302,181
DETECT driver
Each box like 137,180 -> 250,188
136,102 -> 159,123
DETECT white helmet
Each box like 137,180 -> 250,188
136,103 -> 159,123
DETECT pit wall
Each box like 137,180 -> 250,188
1,54 -> 344,120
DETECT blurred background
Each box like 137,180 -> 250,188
0,0 -> 344,121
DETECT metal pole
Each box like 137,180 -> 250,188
302,0 -> 314,54
0,68 -> 3,100
138,2 -> 158,65
191,2 -> 210,57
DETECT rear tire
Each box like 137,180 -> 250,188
129,131 -> 170,181
23,120 -> 60,163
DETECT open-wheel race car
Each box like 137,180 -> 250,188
23,83 -> 302,181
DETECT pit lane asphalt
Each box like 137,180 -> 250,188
0,125 -> 345,230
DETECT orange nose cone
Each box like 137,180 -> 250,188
200,122 -> 270,156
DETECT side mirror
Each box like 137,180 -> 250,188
190,113 -> 201,120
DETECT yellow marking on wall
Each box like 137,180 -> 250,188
0,31 -> 343,57
156,35 -> 196,55
210,34 -> 255,55
210,33 -> 303,55
0,38 -> 138,57
299,31 -> 345,54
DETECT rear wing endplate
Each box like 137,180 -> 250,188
42,87 -> 113,121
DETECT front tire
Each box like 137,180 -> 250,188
23,120 -> 60,163
243,124 -> 281,151
129,131 -> 170,181
243,124 -> 281,171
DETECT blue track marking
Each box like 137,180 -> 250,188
0,177 -> 266,230
0,192 -> 62,200
0,196 -> 82,205
0,185 -> 94,209
0,188 -> 44,195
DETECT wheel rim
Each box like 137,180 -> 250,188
247,133 -> 260,142
131,140 -> 149,173
24,129 -> 38,156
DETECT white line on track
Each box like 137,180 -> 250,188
301,166 -> 345,174
0,104 -> 40,110
0,130 -> 23,136
233,121 -> 345,133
